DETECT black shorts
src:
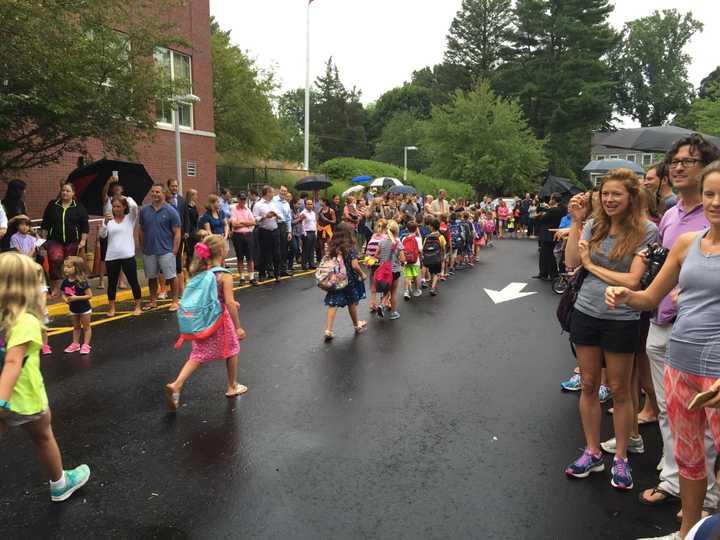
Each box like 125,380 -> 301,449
392,271 -> 401,283
175,242 -> 184,274
570,308 -> 640,354
232,232 -> 255,263
426,263 -> 442,275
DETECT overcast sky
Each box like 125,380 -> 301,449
210,0 -> 718,111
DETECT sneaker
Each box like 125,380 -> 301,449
158,290 -> 168,300
430,288 -> 438,296
41,343 -> 52,355
376,306 -> 384,319
50,465 -> 91,502
637,533 -> 680,540
560,373 -> 581,392
439,276 -> 447,282
64,343 -> 80,354
611,457 -> 634,490
421,282 -> 429,289
388,311 -> 400,320
565,448 -> 605,478
404,291 -> 411,301
79,344 -> 91,355
601,434 -> 645,454
413,289 -> 422,297
599,384 -> 612,403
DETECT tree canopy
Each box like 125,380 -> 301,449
0,0 -> 183,180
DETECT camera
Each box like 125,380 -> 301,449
640,243 -> 669,289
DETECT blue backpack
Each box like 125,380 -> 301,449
175,267 -> 231,349
450,221 -> 465,249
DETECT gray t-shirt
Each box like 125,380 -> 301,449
574,219 -> 658,321
378,238 -> 403,273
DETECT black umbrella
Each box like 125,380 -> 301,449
598,126 -> 720,153
295,175 -> 332,192
539,175 -> 584,199
387,185 -> 417,195
67,159 -> 154,215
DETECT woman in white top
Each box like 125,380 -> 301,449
99,196 -> 142,316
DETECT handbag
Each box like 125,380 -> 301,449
556,267 -> 588,333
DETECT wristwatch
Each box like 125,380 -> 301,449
0,400 -> 11,411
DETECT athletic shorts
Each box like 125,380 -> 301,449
426,263 -> 442,275
0,408 -> 48,429
143,252 -> 177,280
403,265 -> 419,279
570,308 -> 640,354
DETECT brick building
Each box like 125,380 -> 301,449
11,0 -> 216,219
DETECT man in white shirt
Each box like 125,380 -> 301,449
252,185 -> 281,281
300,199 -> 318,269
273,186 -> 293,275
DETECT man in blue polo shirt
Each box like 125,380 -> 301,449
138,184 -> 181,311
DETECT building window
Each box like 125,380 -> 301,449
642,153 -> 653,166
625,154 -> 636,163
595,154 -> 606,161
154,48 -> 194,128
609,154 -> 619,160
186,160 -> 197,177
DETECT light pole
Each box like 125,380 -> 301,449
172,93 -> 200,194
304,0 -> 313,171
403,146 -> 418,183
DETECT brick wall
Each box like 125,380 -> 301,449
8,0 -> 216,218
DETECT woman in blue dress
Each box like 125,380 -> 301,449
324,222 -> 368,341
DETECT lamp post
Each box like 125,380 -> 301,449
172,94 -> 201,195
403,146 -> 418,183
304,1 -> 314,171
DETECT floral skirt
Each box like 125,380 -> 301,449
190,310 -> 240,363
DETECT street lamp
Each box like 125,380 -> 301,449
304,1 -> 314,171
172,93 -> 200,194
403,146 -> 418,183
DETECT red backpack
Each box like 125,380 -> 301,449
402,235 -> 419,264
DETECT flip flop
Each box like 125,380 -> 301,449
638,486 -> 679,506
142,304 -> 157,312
164,385 -> 180,411
225,384 -> 248,398
638,417 -> 658,425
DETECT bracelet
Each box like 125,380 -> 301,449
0,400 -> 11,411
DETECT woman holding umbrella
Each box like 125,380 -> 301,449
41,183 -> 89,297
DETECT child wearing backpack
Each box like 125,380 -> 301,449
449,212 -> 466,270
323,223 -> 368,341
365,219 -> 387,315
165,235 -> 246,411
374,220 -> 405,320
462,213 -> 475,268
472,213 -> 486,261
422,219 -> 446,296
0,252 -> 91,502
401,221 -> 422,300
438,214 -> 451,281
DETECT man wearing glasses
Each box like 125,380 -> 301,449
639,134 -> 720,519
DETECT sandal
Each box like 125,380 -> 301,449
164,385 -> 180,411
324,331 -> 334,342
355,321 -> 368,333
225,384 -> 248,398
638,416 -> 658,425
142,304 -> 157,312
638,486 -> 679,506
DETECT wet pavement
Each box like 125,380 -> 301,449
2,240 -> 679,539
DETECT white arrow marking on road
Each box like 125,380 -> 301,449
484,282 -> 538,304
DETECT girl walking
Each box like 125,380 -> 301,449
323,223 -> 368,341
61,256 -> 93,354
165,235 -> 247,411
0,252 -> 90,501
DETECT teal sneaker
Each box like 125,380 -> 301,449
51,464 -> 90,502
599,384 -> 612,403
561,373 -> 581,392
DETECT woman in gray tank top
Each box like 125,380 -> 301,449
606,161 -> 720,538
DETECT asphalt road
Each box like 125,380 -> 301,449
1,239 -> 678,539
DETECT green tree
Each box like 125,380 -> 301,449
312,58 -> 370,164
372,112 -> 431,171
0,0 -> 183,179
211,18 -> 280,161
271,88 -> 321,165
494,0 -> 618,177
676,83 -> 720,136
366,84 -> 432,146
445,0 -> 514,83
423,84 -> 547,195
411,63 -> 473,106
612,10 -> 703,126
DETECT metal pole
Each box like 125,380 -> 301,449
175,105 -> 183,194
304,1 -> 311,172
403,147 -> 408,183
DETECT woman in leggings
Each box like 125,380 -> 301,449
607,161 -> 720,539
99,196 -> 142,316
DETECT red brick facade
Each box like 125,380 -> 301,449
12,0 -> 216,218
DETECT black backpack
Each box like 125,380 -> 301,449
423,234 -> 442,265
556,268 -> 588,333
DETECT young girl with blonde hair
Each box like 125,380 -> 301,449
0,252 -> 90,501
165,234 -> 246,411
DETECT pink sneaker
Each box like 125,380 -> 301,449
41,344 -> 53,355
79,344 -> 91,355
64,343 -> 81,354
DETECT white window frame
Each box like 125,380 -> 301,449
155,48 -> 194,130
642,153 -> 653,166
595,154 -> 606,161
625,154 -> 636,163
609,154 -> 619,160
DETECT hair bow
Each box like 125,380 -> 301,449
194,243 -> 211,260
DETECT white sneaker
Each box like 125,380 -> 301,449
637,532 -> 680,540
403,291 -> 411,300
601,434 -> 645,454
412,289 -> 422,297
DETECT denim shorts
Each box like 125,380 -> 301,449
143,252 -> 177,280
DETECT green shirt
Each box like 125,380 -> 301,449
6,313 -> 47,415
